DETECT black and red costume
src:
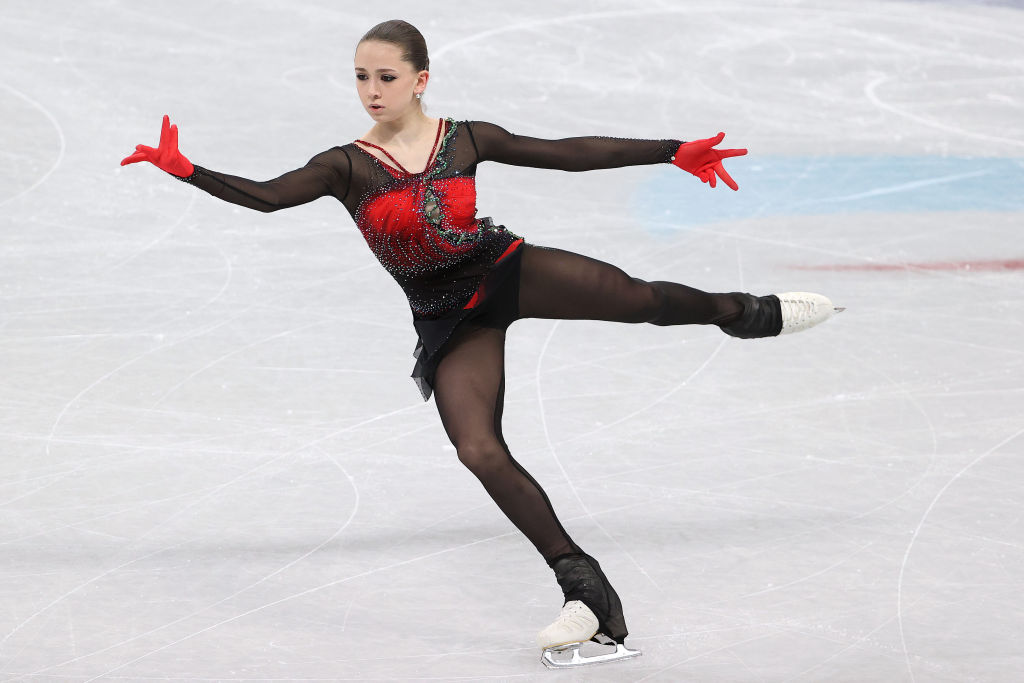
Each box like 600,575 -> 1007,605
152,117 -> 761,647
176,118 -> 680,400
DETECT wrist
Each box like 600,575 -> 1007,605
171,164 -> 200,183
668,140 -> 686,165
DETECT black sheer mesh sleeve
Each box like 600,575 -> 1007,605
175,147 -> 352,213
464,120 -> 681,172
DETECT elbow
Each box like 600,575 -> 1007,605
560,159 -> 601,172
257,188 -> 287,212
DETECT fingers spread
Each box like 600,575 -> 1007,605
715,163 -> 739,191
691,131 -> 725,149
719,147 -> 748,159
159,115 -> 171,147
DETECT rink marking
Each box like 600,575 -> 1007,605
895,425 -> 1024,683
0,83 -> 65,208
866,73 -> 1024,149
794,258 -> 1024,272
790,168 -> 991,207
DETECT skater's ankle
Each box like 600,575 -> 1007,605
545,551 -> 585,569
715,293 -> 745,326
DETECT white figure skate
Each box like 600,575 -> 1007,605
777,292 -> 844,335
537,600 -> 641,669
722,291 -> 843,338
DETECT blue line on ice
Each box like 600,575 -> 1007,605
637,156 -> 1024,233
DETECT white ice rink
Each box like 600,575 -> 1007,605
2,1 -> 1023,680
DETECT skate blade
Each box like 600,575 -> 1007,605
540,641 -> 642,669
834,306 -> 846,313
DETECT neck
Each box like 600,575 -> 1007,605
370,107 -> 435,145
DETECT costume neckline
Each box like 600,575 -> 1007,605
354,118 -> 447,176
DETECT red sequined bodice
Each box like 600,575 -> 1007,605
353,119 -> 488,275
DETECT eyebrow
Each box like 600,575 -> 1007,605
354,67 -> 399,72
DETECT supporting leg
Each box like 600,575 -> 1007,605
431,322 -> 631,649
432,324 -> 577,561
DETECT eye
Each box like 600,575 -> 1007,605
356,73 -> 368,80
382,74 -> 396,82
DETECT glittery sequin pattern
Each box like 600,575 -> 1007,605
351,119 -> 521,318
172,167 -> 202,184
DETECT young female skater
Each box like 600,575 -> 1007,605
121,20 -> 838,668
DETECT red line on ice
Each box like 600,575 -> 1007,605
794,259 -> 1024,272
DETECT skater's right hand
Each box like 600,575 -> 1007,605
120,115 -> 195,178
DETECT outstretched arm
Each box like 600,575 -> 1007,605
121,115 -> 351,212
465,120 -> 679,172
465,120 -> 747,190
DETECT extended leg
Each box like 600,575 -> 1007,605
517,244 -> 839,335
517,244 -> 742,325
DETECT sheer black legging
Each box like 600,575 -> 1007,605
432,244 -> 742,562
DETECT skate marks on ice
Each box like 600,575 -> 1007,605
0,82 -> 65,207
895,426 -> 1024,682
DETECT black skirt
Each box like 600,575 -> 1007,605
410,237 -> 524,401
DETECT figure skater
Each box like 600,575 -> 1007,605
121,19 -> 839,668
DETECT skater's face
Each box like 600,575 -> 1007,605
354,40 -> 428,122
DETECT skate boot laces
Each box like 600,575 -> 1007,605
559,600 -> 598,633
537,600 -> 599,649
777,292 -> 841,335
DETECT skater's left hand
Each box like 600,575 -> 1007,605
671,133 -> 747,191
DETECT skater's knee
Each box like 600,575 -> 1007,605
641,281 -> 670,325
456,440 -> 508,478
603,276 -> 664,325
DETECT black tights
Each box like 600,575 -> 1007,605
431,244 -> 742,638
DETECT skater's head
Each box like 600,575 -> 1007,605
355,20 -> 430,122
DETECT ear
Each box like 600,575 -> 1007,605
416,70 -> 430,94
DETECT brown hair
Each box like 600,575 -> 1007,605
359,20 -> 429,72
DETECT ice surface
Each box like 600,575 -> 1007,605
1,1 -> 1022,681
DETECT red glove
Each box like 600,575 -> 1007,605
120,114 -> 195,177
671,132 -> 747,190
